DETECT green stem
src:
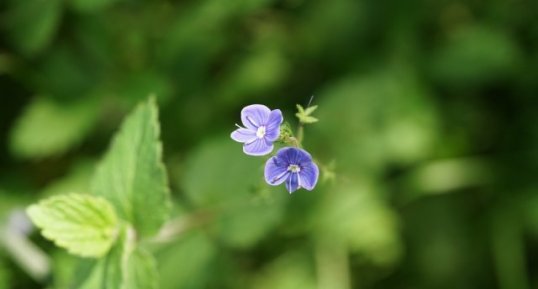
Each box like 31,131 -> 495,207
297,125 -> 304,144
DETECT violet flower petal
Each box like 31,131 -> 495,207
286,173 -> 300,193
264,109 -> 283,141
264,157 -> 289,185
298,162 -> 319,190
241,104 -> 271,130
243,138 -> 273,156
266,109 -> 283,130
279,147 -> 312,165
231,128 -> 257,143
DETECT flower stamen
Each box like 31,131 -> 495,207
256,126 -> 266,138
287,164 -> 301,173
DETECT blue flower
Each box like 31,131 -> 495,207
231,104 -> 283,156
264,147 -> 319,193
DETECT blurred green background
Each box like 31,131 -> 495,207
1,0 -> 538,288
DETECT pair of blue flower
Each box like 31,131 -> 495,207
231,104 -> 319,193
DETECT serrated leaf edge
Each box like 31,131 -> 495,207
26,193 -> 120,258
90,97 -> 172,238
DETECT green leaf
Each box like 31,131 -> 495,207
124,248 -> 158,289
5,0 -> 62,55
304,105 -> 318,115
75,229 -> 125,289
26,194 -> 119,258
75,228 -> 159,289
295,104 -> 319,124
10,97 -> 99,159
91,98 -> 171,238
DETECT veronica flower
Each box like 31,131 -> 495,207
264,147 -> 319,193
231,104 -> 283,156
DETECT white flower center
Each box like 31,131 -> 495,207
288,164 -> 301,173
256,126 -> 266,138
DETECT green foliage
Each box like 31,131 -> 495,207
2,0 -> 538,288
4,0 -> 62,55
91,98 -> 171,238
316,181 -> 401,266
10,97 -> 98,159
313,68 -> 438,174
70,0 -> 117,12
295,104 -> 319,124
182,139 -> 285,248
124,248 -> 159,289
430,26 -> 521,87
41,160 -> 94,198
23,99 -> 167,288
75,229 -> 125,289
51,252 -> 78,289
252,252 -> 317,289
26,194 -> 118,258
157,231 -> 215,289
0,260 -> 10,289
74,227 -> 159,289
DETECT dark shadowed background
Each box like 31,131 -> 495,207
1,0 -> 538,288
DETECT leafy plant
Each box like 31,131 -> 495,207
26,98 -> 170,288
10,97 -> 99,159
